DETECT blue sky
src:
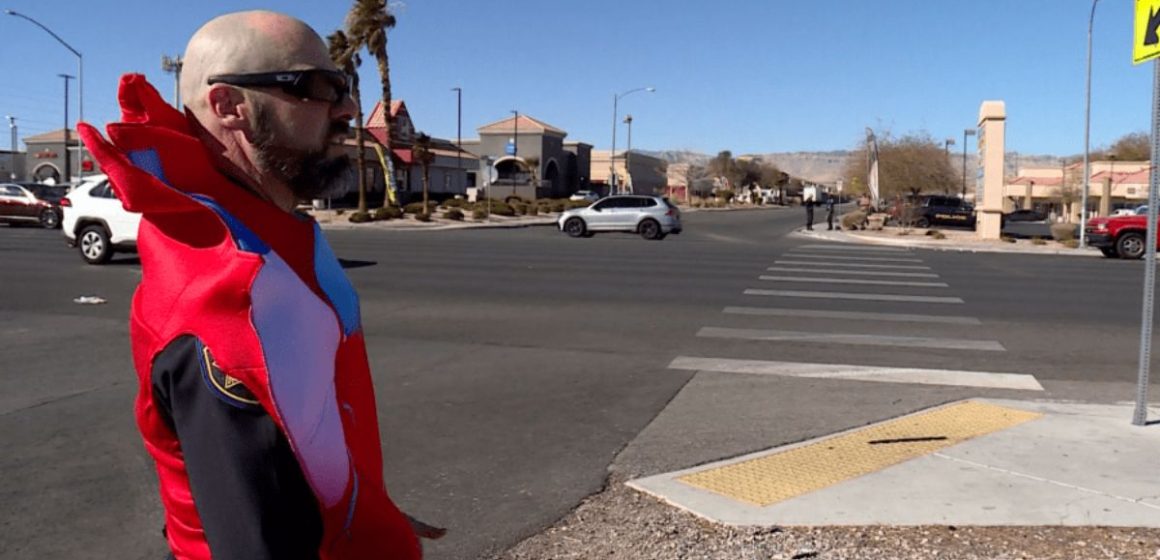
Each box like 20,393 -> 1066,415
0,0 -> 1152,156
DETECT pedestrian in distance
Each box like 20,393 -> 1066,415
77,10 -> 443,559
826,197 -> 836,230
804,196 -> 815,230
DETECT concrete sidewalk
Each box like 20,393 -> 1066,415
308,209 -> 557,231
794,227 -> 1104,257
629,399 -> 1160,528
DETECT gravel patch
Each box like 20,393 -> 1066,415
491,478 -> 1160,560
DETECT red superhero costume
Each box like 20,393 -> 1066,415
78,75 -> 420,560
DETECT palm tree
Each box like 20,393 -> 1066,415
347,0 -> 397,209
326,30 -> 368,215
411,133 -> 434,216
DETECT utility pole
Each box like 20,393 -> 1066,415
452,87 -> 462,188
6,115 -> 16,181
59,74 -> 74,183
624,114 -> 633,193
162,55 -> 184,108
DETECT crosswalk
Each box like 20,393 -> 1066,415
669,242 -> 1044,391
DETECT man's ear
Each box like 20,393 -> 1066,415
206,85 -> 250,132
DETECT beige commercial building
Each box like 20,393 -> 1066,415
1005,160 -> 1151,220
590,150 -> 668,195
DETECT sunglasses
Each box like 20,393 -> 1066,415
207,70 -> 350,104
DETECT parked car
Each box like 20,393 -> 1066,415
1135,205 -> 1149,215
1111,208 -> 1137,217
569,190 -> 600,203
558,195 -> 682,240
1002,209 -> 1046,224
0,182 -> 65,228
1086,214 -> 1156,259
914,195 -> 976,228
60,174 -> 142,264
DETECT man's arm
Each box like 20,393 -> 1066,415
152,335 -> 322,560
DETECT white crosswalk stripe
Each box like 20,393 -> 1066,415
758,275 -> 948,288
667,356 -> 1042,391
723,306 -> 982,325
767,267 -> 940,278
796,244 -> 913,253
697,326 -> 1006,351
775,260 -> 931,270
745,289 -> 964,304
781,254 -> 925,263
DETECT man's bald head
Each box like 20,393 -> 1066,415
180,10 -> 335,114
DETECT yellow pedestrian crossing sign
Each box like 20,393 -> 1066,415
1135,0 -> 1160,64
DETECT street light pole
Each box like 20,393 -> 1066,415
624,115 -> 634,193
511,110 -> 518,158
945,138 -> 955,195
7,10 -> 85,180
963,129 -> 976,198
6,116 -> 16,181
610,86 -> 654,195
59,74 -> 74,183
162,55 -> 184,108
1081,0 -> 1101,248
452,87 -> 462,188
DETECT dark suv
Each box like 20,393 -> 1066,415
907,195 -> 976,228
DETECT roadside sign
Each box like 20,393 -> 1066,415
1134,0 -> 1160,64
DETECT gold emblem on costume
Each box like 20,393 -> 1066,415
201,345 -> 260,406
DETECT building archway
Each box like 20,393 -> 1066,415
543,159 -> 561,197
32,163 -> 61,183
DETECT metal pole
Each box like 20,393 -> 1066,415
511,110 -> 518,158
962,129 -> 975,198
7,116 -> 15,181
624,114 -> 633,193
59,74 -> 73,183
1081,0 -> 1100,247
610,93 -> 618,195
1132,59 -> 1160,427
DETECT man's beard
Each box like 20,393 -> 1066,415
251,108 -> 355,201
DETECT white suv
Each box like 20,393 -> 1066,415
60,175 -> 142,264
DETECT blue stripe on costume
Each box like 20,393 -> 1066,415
312,223 -> 361,336
190,194 -> 270,255
127,148 -> 171,186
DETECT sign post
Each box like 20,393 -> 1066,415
1130,0 -> 1160,426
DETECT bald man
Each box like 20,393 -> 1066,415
77,11 -> 438,559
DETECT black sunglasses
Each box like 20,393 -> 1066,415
207,70 -> 350,104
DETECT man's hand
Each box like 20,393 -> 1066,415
406,514 -> 447,540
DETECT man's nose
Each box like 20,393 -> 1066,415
332,94 -> 356,122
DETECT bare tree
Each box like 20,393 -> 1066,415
842,131 -> 957,201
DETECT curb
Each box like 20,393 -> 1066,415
316,217 -> 557,232
790,229 -> 1102,257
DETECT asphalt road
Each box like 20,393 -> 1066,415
1,208 -> 1157,559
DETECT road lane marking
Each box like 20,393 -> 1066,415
782,254 -> 925,263
697,327 -> 1004,351
722,306 -> 982,325
668,356 -> 1041,390
664,400 -> 1042,507
758,275 -> 948,288
767,267 -> 940,278
744,289 -> 964,304
775,260 -> 931,270
797,244 -> 913,253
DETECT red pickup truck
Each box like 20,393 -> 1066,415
1085,214 -> 1155,259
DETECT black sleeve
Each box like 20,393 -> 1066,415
152,335 -> 322,560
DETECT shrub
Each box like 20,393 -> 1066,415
348,211 -> 372,223
504,195 -> 527,205
335,209 -> 346,216
512,202 -> 528,215
1061,239 -> 1080,249
924,229 -> 939,236
404,201 -> 436,215
373,206 -> 403,221
414,212 -> 432,222
1031,237 -> 1047,245
549,200 -> 566,213
565,200 -> 590,210
444,209 -> 465,221
491,203 -> 516,217
717,189 -> 736,203
443,198 -> 467,208
472,208 -> 487,220
1001,235 -> 1017,243
528,205 -> 539,216
841,211 -> 867,230
1050,223 -> 1077,242
931,231 -> 946,240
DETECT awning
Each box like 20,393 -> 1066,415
392,148 -> 413,164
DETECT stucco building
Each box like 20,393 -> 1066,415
589,150 -> 668,195
460,114 -> 592,200
21,129 -> 98,183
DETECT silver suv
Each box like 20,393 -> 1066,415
557,195 -> 682,240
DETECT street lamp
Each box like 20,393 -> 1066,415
1081,0 -> 1101,247
59,74 -> 74,183
610,86 -> 654,194
510,109 -> 518,158
162,55 -> 183,108
451,87 -> 462,186
962,129 -> 976,198
6,116 -> 16,180
624,114 -> 634,193
8,10 -> 85,180
945,138 -> 955,195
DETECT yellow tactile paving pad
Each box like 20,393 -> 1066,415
678,400 -> 1042,507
